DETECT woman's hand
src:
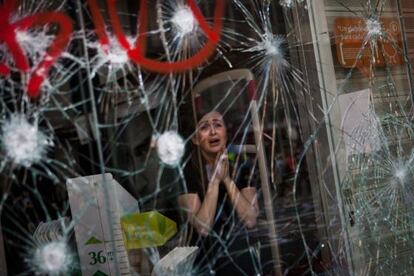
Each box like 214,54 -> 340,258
212,150 -> 229,183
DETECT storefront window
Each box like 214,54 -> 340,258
0,0 -> 413,275
305,0 -> 414,274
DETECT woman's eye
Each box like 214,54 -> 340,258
200,125 -> 209,131
214,123 -> 223,128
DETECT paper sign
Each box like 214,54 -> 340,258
334,17 -> 403,75
152,246 -> 198,276
338,88 -> 381,158
66,174 -> 139,276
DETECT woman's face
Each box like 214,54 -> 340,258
193,111 -> 227,156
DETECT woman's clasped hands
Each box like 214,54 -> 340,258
211,149 -> 229,184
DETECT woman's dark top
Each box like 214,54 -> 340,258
180,154 -> 259,275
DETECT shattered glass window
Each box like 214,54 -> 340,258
0,0 -> 413,275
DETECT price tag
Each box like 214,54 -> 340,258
66,174 -> 139,276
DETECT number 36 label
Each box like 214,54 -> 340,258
88,250 -> 113,265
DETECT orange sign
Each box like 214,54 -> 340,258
334,17 -> 403,75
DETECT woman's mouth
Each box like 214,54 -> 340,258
209,138 -> 221,147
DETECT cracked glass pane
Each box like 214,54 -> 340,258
0,0 -> 413,275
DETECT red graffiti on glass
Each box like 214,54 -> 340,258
0,0 -> 73,98
87,0 -> 225,73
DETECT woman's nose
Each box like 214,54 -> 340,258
210,125 -> 216,134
